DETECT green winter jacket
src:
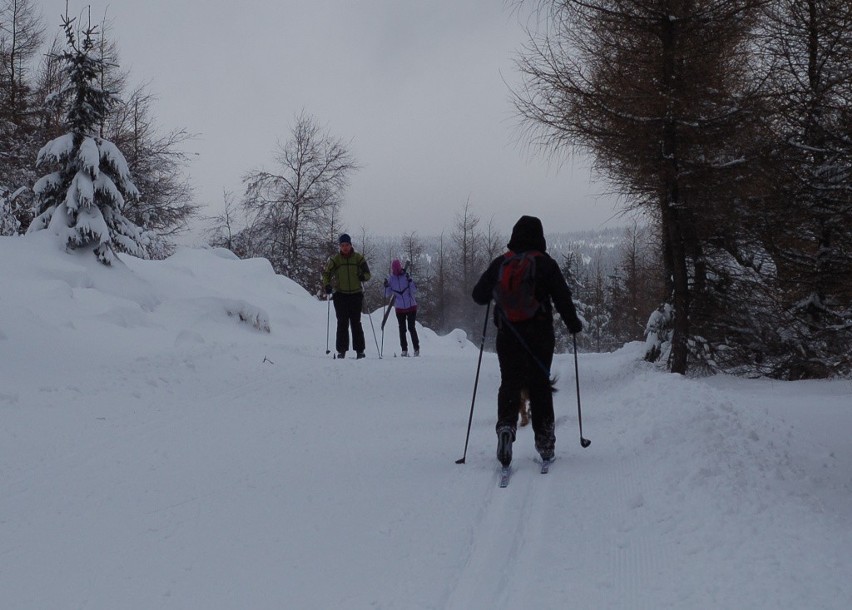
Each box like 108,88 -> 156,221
322,251 -> 371,294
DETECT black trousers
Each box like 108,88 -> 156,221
395,310 -> 419,351
495,320 -> 556,456
333,292 -> 365,354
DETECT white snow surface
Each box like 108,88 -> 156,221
1,232 -> 851,609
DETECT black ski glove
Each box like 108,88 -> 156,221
567,316 -> 583,334
325,284 -> 333,294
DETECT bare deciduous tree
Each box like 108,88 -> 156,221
108,86 -> 197,248
242,111 -> 358,289
0,0 -> 45,229
206,190 -> 242,253
449,199 -> 484,336
0,0 -> 45,113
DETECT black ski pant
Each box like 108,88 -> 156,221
495,320 -> 556,457
395,310 -> 420,351
333,291 -> 366,354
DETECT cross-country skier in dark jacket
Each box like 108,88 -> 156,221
472,215 -> 583,467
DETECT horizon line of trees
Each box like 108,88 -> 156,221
358,213 -> 665,360
208,175 -> 663,360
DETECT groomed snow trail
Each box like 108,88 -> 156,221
2,242 -> 850,610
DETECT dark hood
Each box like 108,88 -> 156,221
507,215 -> 546,252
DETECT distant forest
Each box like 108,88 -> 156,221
358,223 -> 659,359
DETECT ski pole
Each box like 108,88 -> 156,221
456,301 -> 491,465
325,294 -> 332,355
380,286 -> 392,358
367,309 -> 380,357
380,296 -> 394,358
496,308 -> 553,382
573,333 -> 591,448
380,295 -> 395,331
364,290 -> 381,358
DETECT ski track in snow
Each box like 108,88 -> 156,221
437,346 -> 851,610
442,460 -> 538,609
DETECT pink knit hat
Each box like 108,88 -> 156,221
391,259 -> 403,275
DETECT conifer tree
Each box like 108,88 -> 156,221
27,15 -> 147,265
757,0 -> 852,378
514,0 -> 765,373
0,185 -> 22,235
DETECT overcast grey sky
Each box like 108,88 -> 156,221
60,0 -> 621,238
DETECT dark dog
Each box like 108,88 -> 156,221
519,387 -> 531,427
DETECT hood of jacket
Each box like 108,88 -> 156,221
506,215 -> 546,252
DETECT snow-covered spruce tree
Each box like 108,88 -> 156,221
27,16 -> 147,265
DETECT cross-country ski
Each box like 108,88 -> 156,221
499,466 -> 511,488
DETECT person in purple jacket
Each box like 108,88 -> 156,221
384,259 -> 420,357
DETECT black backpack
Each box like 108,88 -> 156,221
493,250 -> 543,322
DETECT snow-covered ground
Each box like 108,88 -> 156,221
2,233 -> 851,609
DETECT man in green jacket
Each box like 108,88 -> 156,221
322,233 -> 371,359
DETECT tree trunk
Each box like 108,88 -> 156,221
661,15 -> 690,374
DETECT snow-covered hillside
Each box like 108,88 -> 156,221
1,233 -> 850,609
